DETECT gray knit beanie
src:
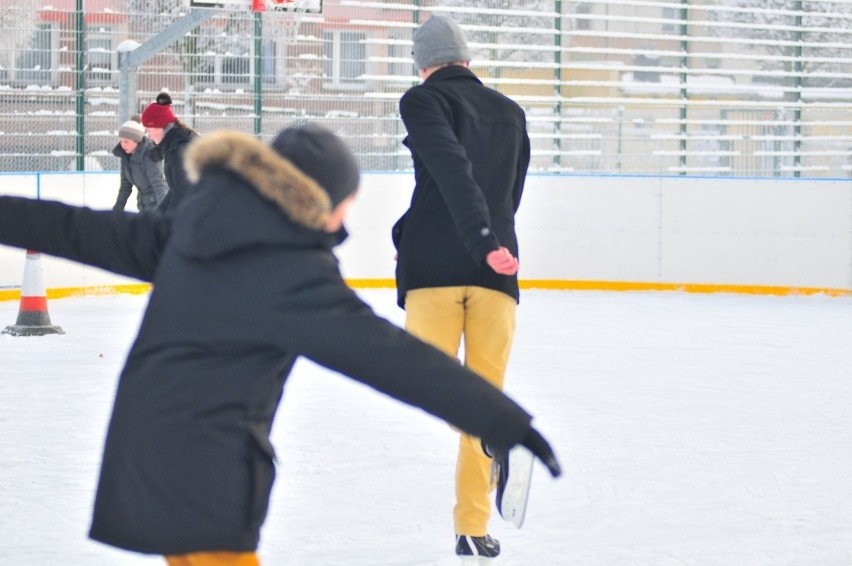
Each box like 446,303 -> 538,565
412,15 -> 471,70
118,120 -> 145,143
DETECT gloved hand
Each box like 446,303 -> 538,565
522,426 -> 562,478
484,426 -> 562,478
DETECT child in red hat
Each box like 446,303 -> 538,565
140,92 -> 199,212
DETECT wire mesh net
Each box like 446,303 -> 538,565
0,0 -> 850,177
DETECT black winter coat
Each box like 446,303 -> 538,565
0,130 -> 533,555
153,123 -> 198,213
112,137 -> 169,212
393,65 -> 531,308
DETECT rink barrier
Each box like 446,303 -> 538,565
2,172 -> 851,297
2,279 -> 848,303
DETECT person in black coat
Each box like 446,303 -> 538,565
392,15 -> 532,559
111,119 -> 169,212
140,92 -> 199,213
0,123 -> 559,566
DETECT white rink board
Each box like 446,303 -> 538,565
658,177 -> 852,288
1,172 -> 851,293
509,175 -> 664,282
336,173 -> 852,291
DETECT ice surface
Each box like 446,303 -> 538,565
1,289 -> 851,565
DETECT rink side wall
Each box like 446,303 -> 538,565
1,171 -> 851,301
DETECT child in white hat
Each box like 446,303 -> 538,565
112,118 -> 168,212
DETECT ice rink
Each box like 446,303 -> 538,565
1,289 -> 851,565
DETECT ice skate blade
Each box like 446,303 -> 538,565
500,446 -> 534,528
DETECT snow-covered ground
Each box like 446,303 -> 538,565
1,289 -> 851,566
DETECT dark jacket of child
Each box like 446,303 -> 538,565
0,130 -> 543,556
153,122 -> 198,213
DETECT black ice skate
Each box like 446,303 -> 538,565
455,534 -> 500,563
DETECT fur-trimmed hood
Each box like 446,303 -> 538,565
168,130 -> 344,263
184,130 -> 332,231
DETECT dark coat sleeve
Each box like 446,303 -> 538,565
281,294 -> 532,453
515,129 -> 531,211
399,87 -> 500,264
114,160 -> 133,212
0,196 -> 170,282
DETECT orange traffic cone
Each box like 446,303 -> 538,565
2,250 -> 64,337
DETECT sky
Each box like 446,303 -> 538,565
1,288 -> 851,566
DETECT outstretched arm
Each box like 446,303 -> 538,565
0,196 -> 170,282
300,311 -> 529,450
277,286 -> 551,465
293,304 -> 559,475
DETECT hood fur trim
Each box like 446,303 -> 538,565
184,130 -> 331,230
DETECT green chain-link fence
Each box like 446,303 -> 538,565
0,0 -> 850,177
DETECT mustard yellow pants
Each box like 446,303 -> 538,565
165,552 -> 259,566
405,286 -> 517,537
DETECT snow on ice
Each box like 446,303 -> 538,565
1,289 -> 851,565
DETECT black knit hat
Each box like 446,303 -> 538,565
271,123 -> 360,207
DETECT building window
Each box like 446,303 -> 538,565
87,29 -> 116,84
633,52 -> 661,82
262,39 -> 278,85
222,47 -> 250,84
388,37 -> 414,84
16,24 -> 58,85
323,30 -> 366,90
575,3 -> 593,31
662,7 -> 678,34
193,39 -> 279,87
195,52 -> 216,86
